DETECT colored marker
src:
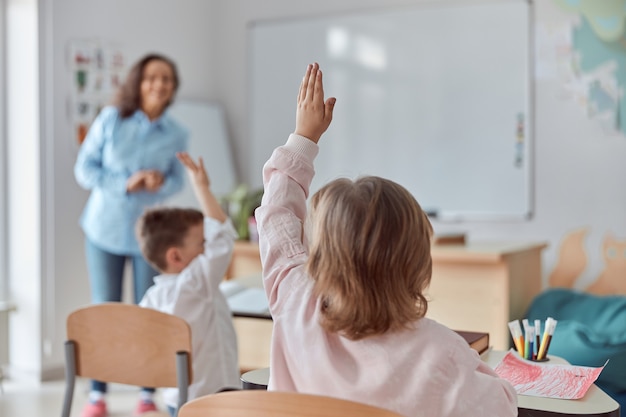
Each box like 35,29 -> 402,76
509,320 -> 524,358
523,329 -> 532,359
542,319 -> 558,360
534,319 -> 541,360
522,319 -> 531,359
537,317 -> 554,360
528,327 -> 535,360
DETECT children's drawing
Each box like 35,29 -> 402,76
548,227 -> 626,295
494,350 -> 605,399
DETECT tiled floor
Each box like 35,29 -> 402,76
0,377 -> 168,417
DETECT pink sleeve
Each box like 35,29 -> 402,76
447,343 -> 518,415
254,134 -> 319,312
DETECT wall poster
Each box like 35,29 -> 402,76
66,39 -> 126,145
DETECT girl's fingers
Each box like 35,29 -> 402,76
324,97 -> 336,123
305,63 -> 318,101
306,63 -> 323,105
298,64 -> 312,104
297,78 -> 303,104
315,69 -> 324,103
297,74 -> 305,104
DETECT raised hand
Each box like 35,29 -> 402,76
294,62 -> 336,144
176,151 -> 210,189
176,151 -> 226,222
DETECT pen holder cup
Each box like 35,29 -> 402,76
516,352 -> 550,362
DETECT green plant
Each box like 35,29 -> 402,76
221,184 -> 264,240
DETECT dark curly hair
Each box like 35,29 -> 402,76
114,53 -> 180,119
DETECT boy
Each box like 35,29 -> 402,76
137,151 -> 240,416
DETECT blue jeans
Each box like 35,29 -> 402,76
84,238 -> 158,394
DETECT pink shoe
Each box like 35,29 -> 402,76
134,399 -> 158,416
81,400 -> 108,417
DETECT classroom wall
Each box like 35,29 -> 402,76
8,0 -> 626,380
212,0 -> 626,289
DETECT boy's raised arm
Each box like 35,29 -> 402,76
176,152 -> 228,223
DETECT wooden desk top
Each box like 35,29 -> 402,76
241,350 -> 620,417
233,240 -> 549,264
430,241 -> 548,263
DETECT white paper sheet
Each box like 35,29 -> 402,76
219,281 -> 269,315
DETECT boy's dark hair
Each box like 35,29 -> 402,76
114,53 -> 180,118
136,207 -> 203,271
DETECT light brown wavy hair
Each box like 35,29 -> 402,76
136,207 -> 203,271
306,176 -> 433,340
114,53 -> 180,119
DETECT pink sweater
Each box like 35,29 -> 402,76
255,134 -> 518,417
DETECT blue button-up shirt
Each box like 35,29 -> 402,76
74,106 -> 189,254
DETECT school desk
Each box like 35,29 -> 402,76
240,352 -> 621,417
225,273 -> 272,372
226,241 -> 548,350
426,241 -> 548,350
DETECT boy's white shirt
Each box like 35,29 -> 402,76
139,217 -> 240,408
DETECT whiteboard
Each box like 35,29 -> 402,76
166,100 -> 237,208
248,0 -> 533,221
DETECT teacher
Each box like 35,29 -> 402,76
74,53 -> 188,417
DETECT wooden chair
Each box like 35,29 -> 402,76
177,390 -> 404,417
61,302 -> 192,417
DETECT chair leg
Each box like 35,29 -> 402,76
175,351 -> 190,417
61,341 -> 77,417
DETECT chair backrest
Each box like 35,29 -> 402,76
177,390 -> 404,417
66,302 -> 192,387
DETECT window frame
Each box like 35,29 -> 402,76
0,0 -> 8,303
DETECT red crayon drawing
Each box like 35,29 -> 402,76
494,350 -> 605,399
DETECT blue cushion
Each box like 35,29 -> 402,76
525,288 -> 626,394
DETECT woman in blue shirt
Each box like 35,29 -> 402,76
74,53 -> 188,417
